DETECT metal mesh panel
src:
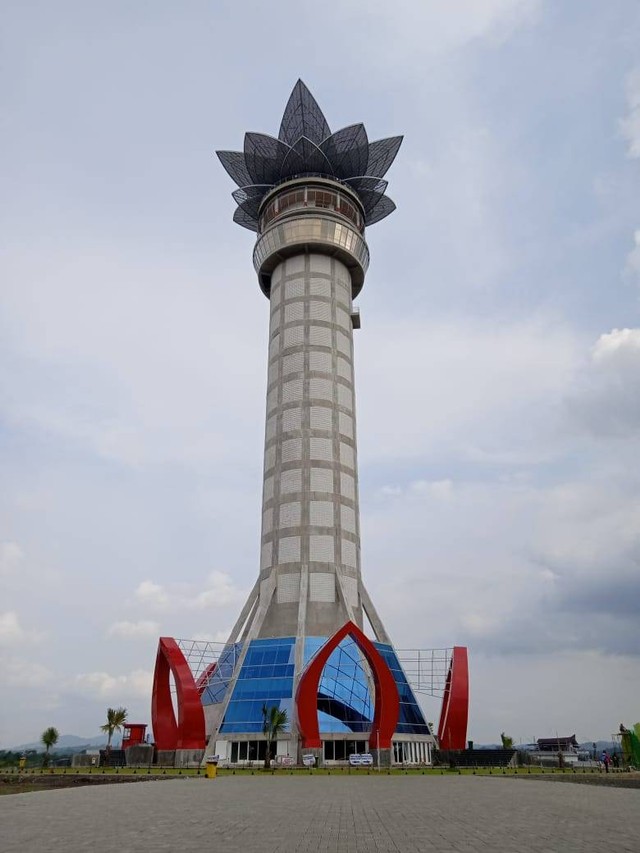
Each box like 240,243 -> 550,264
282,352 -> 304,375
281,438 -> 302,462
310,406 -> 333,430
309,326 -> 332,348
336,331 -> 351,357
309,351 -> 332,373
337,384 -> 352,410
279,501 -> 301,528
309,377 -> 333,400
283,325 -> 304,348
336,357 -> 352,381
341,539 -> 358,568
278,536 -> 301,563
262,508 -> 273,533
342,576 -> 359,607
309,572 -> 336,602
340,472 -> 355,500
282,378 -> 303,403
309,300 -> 332,322
280,469 -> 302,494
310,535 -> 335,563
339,442 -> 355,469
311,468 -> 334,493
310,500 -> 334,526
284,302 -> 304,323
282,407 -> 302,432
261,542 -> 272,569
277,572 -> 301,603
338,412 -> 353,438
263,476 -> 274,501
309,277 -> 332,296
310,437 -> 333,461
340,504 -> 356,533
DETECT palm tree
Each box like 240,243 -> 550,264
41,726 -> 59,767
261,703 -> 288,769
101,707 -> 128,762
500,732 -> 514,749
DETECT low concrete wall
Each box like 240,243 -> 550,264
125,745 -> 154,767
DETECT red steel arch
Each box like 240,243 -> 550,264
151,637 -> 206,750
295,621 -> 400,749
437,646 -> 469,750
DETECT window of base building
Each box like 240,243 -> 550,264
323,740 -> 369,761
393,741 -> 431,764
230,740 -> 268,763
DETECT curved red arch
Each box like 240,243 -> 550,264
437,646 -> 469,750
295,621 -> 400,749
151,637 -> 206,750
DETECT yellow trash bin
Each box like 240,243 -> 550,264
205,756 -> 219,779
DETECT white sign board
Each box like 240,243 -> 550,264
302,754 -> 316,767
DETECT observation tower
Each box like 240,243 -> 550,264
150,82 -> 469,768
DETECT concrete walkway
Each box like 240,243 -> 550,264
1,775 -> 638,852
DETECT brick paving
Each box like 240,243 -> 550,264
1,775 -> 638,852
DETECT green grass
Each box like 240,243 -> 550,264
1,765 -> 617,779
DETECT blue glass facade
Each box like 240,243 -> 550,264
205,635 -> 430,737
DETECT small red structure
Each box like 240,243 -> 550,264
121,723 -> 147,750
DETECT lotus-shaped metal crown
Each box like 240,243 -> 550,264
217,80 -> 402,232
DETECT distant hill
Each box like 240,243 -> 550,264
10,734 -> 116,751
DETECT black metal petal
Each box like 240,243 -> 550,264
278,79 -> 331,146
233,206 -> 259,232
364,195 -> 396,226
232,185 -> 272,205
364,136 -> 403,178
244,133 -> 290,185
217,150 -> 253,188
320,124 -> 369,179
280,136 -> 334,180
343,176 -> 388,197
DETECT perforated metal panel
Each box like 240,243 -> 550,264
310,468 -> 334,493
266,415 -> 277,440
278,536 -> 301,563
280,469 -> 302,494
268,361 -> 279,386
263,476 -> 274,501
309,255 -> 331,274
335,278 -> 351,306
309,572 -> 336,602
283,278 -> 305,299
339,442 -> 355,469
340,504 -> 356,533
281,437 -> 302,462
270,309 -> 281,331
336,306 -> 351,330
282,407 -> 302,432
310,500 -> 334,526
309,277 -> 331,296
283,325 -> 304,348
310,406 -> 333,431
285,256 -> 305,275
309,377 -> 333,400
277,572 -> 300,603
342,575 -> 359,607
262,508 -> 273,533
282,378 -> 303,403
269,334 -> 280,360
310,535 -> 335,562
261,542 -> 272,569
309,300 -> 332,322
338,412 -> 353,438
279,501 -> 301,528
336,357 -> 352,381
264,445 -> 276,471
270,281 -> 281,306
266,387 -> 278,413
309,351 -> 332,373
282,352 -> 304,375
310,437 -> 333,461
341,539 -> 358,568
340,472 -> 355,500
337,384 -> 352,410
309,326 -> 332,348
336,331 -> 351,357
284,302 -> 304,323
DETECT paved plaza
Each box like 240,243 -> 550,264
1,775 -> 638,852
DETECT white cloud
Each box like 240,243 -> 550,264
620,68 -> 640,158
191,571 -> 246,609
74,669 -> 153,699
106,620 -> 160,639
134,580 -> 170,610
567,327 -> 640,437
191,629 -> 230,644
0,611 -> 43,646
0,656 -> 52,688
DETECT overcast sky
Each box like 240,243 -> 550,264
2,0 -> 639,748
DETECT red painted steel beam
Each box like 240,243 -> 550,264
151,637 -> 206,751
437,646 -> 469,750
295,620 -> 399,750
